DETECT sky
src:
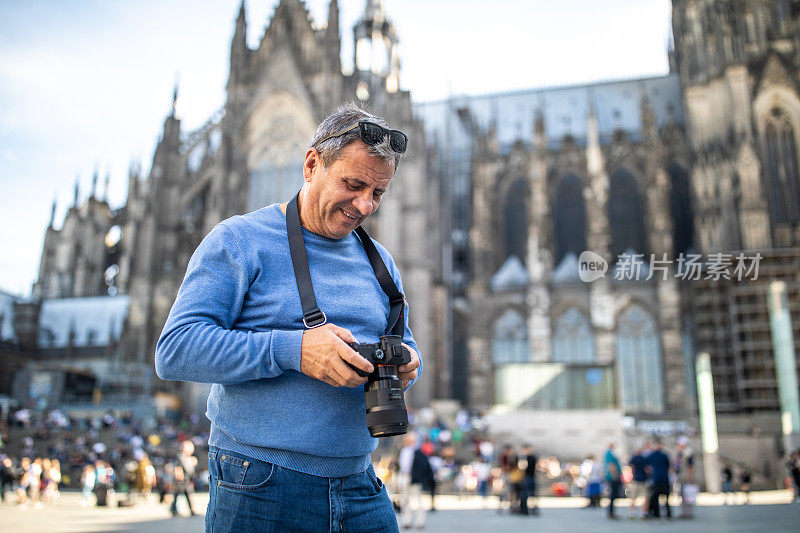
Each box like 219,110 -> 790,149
0,0 -> 672,296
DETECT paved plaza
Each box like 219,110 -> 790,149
2,491 -> 798,532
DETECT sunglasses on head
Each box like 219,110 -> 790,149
317,120 -> 408,154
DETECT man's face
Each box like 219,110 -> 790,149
302,141 -> 394,239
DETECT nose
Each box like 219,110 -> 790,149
353,191 -> 375,217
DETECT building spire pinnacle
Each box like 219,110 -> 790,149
49,197 -> 56,227
171,78 -> 179,117
91,168 -> 98,198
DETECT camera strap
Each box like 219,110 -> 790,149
286,191 -> 405,336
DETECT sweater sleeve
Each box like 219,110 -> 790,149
155,223 -> 303,384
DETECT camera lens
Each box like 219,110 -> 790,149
364,366 -> 408,437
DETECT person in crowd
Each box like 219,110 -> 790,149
584,455 -> 603,508
397,433 -> 416,519
93,460 -> 114,507
155,103 -> 420,533
675,436 -> 696,519
28,457 -> 42,508
403,442 -> 434,529
170,440 -> 197,517
0,457 -> 16,502
496,444 -> 514,514
787,450 -> 800,503
508,450 -> 525,513
645,439 -> 672,519
722,461 -> 734,505
426,448 -> 442,512
518,444 -> 539,516
135,449 -> 156,501
628,445 -> 648,519
160,462 -> 175,505
740,466 -> 752,505
604,442 -> 622,520
81,464 -> 96,507
473,456 -> 492,506
16,457 -> 30,506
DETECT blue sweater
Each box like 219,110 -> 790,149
155,204 -> 421,477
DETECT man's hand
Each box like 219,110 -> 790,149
300,324 -> 374,387
398,344 -> 420,389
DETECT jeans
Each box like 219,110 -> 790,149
206,447 -> 399,533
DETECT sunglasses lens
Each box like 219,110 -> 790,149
360,122 -> 385,145
389,131 -> 407,153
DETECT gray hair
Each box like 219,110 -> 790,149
309,102 -> 402,170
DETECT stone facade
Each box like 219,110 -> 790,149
29,1 -> 800,420
416,0 -> 800,417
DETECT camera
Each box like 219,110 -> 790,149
346,334 -> 412,438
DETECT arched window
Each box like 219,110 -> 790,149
608,168 -> 647,259
668,163 -> 695,256
552,308 -> 595,363
764,108 -> 800,224
492,309 -> 528,365
503,179 -> 528,262
249,159 -> 305,212
615,304 -> 664,413
553,174 -> 587,264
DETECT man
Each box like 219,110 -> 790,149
674,436 -> 696,519
604,442 -> 622,519
518,444 -> 539,516
645,439 -> 672,519
156,103 -> 422,533
628,445 -> 648,519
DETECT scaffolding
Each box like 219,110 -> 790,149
688,249 -> 800,413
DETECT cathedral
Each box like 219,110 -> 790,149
7,0 -> 800,463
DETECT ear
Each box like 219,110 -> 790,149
303,148 -> 322,183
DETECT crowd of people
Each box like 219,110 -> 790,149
601,437 -> 697,520
380,425 -> 800,529
0,407 -> 205,518
4,404 -> 800,527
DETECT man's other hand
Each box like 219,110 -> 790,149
300,324 -> 373,387
398,344 -> 420,389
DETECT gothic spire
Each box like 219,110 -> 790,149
234,0 -> 247,46
103,172 -> 110,202
171,79 -> 179,118
49,197 -> 56,228
229,0 -> 248,89
91,168 -> 98,198
73,176 -> 79,206
325,0 -> 341,71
